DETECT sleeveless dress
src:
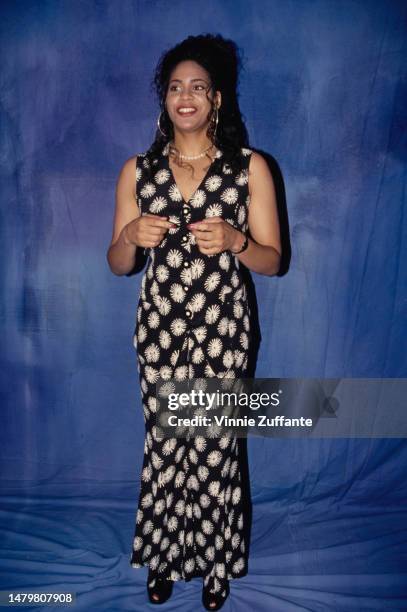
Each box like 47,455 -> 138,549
130,142 -> 253,595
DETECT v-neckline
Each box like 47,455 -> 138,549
163,143 -> 222,205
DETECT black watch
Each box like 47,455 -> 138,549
231,233 -> 249,254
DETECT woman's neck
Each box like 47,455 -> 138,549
171,132 -> 214,157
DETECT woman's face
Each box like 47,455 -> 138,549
165,60 -> 221,135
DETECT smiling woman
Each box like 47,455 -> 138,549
106,33 -> 281,610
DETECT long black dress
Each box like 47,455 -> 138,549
130,142 -> 252,596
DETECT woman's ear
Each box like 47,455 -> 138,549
215,91 -> 222,109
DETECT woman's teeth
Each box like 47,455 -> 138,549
178,108 -> 197,114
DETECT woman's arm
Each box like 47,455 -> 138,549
232,151 -> 281,276
106,156 -> 140,276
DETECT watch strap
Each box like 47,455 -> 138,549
231,233 -> 249,254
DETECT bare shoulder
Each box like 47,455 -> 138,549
115,155 -> 142,213
248,151 -> 275,193
117,155 -> 142,196
118,154 -> 138,181
248,150 -> 271,175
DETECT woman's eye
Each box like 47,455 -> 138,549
168,83 -> 207,93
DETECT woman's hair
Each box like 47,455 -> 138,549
143,33 -> 249,176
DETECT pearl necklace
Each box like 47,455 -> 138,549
169,141 -> 214,161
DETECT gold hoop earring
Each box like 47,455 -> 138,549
157,110 -> 168,137
210,106 -> 219,141
214,106 -> 219,137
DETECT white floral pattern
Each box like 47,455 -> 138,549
130,145 -> 253,585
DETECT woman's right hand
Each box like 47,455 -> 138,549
125,214 -> 176,249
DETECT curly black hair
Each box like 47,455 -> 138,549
143,33 -> 250,177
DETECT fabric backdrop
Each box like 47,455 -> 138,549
1,0 -> 406,610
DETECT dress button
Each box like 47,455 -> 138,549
183,207 -> 189,214
185,309 -> 192,318
183,285 -> 189,291
183,261 -> 190,267
181,235 -> 188,243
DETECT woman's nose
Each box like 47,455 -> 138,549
179,86 -> 194,99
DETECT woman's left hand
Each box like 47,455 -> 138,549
187,218 -> 241,256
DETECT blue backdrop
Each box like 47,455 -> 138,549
1,1 -> 406,610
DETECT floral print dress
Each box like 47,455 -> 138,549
130,142 -> 253,596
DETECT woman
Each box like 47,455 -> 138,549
107,34 -> 281,610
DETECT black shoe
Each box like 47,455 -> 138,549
147,571 -> 174,604
202,578 -> 230,611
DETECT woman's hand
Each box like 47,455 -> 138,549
187,218 -> 243,255
125,214 -> 176,249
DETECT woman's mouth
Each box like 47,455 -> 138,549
177,107 -> 197,116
